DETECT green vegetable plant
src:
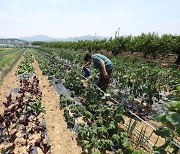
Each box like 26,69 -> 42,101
153,100 -> 180,153
64,70 -> 85,95
27,99 -> 46,115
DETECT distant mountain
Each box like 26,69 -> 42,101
19,35 -> 60,42
0,38 -> 28,43
19,35 -> 109,42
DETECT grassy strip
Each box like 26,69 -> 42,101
0,49 -> 25,83
0,48 -> 19,58
0,49 -> 22,70
0,57 -> 11,70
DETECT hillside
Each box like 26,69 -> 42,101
19,34 -> 110,42
0,38 -> 29,47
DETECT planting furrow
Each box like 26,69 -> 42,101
32,55 -> 82,154
0,51 -> 51,153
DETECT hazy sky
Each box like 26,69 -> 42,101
0,0 -> 180,38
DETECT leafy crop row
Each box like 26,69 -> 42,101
17,52 -> 35,75
0,52 -> 51,153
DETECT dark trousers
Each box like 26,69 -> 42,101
97,69 -> 112,92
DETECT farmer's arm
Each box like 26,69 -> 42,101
81,61 -> 91,69
99,60 -> 109,79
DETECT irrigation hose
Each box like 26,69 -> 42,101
40,50 -> 180,149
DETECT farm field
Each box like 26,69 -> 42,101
0,47 -> 179,154
1,0 -> 180,153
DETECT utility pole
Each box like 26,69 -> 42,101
115,31 -> 117,38
118,27 -> 120,36
94,32 -> 96,41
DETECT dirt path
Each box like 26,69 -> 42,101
0,71 -> 2,81
33,58 -> 82,154
0,54 -> 24,114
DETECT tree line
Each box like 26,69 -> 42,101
32,33 -> 180,65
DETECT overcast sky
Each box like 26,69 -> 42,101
0,0 -> 180,38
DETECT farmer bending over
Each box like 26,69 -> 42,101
82,53 -> 113,92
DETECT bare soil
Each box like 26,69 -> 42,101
0,71 -> 2,80
33,58 -> 82,154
